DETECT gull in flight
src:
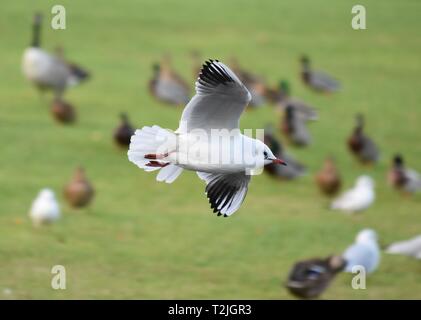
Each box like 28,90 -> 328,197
128,59 -> 286,217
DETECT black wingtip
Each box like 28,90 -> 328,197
198,59 -> 234,87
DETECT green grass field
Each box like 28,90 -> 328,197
1,0 -> 421,299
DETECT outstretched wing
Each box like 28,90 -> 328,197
197,171 -> 251,217
177,59 -> 251,133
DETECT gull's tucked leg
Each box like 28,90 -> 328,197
145,161 -> 170,168
144,153 -> 169,160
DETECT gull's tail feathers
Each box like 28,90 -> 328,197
128,125 -> 183,183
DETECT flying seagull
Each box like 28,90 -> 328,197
128,59 -> 286,217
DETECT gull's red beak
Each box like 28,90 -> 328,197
272,158 -> 287,166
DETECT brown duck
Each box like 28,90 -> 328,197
315,157 -> 341,196
286,255 -> 346,299
347,114 -> 379,164
64,167 -> 94,208
51,98 -> 76,124
113,113 -> 135,148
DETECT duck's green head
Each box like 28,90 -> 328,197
279,80 -> 290,94
152,63 -> 160,72
393,154 -> 404,167
120,112 -> 129,122
301,55 -> 310,64
300,55 -> 310,70
285,104 -> 295,118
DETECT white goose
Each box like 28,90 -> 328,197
29,189 -> 61,226
22,13 -> 89,98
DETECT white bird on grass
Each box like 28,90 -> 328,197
386,235 -> 421,260
29,188 -> 61,226
331,175 -> 375,213
128,59 -> 286,217
343,229 -> 380,274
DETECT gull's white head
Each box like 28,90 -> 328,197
38,188 -> 55,200
355,175 -> 374,189
258,141 -> 287,167
356,229 -> 378,244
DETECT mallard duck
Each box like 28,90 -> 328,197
387,154 -> 421,194
149,56 -> 190,106
300,56 -> 340,93
386,235 -> 421,260
315,157 -> 341,196
343,229 -> 380,274
51,97 -> 76,124
331,176 -> 375,213
347,114 -> 379,164
281,105 -> 311,146
113,113 -> 135,148
275,80 -> 318,121
29,188 -> 60,226
64,167 -> 94,208
264,125 -> 306,179
22,13 -> 90,98
286,255 -> 346,299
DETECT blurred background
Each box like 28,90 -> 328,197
1,0 -> 421,299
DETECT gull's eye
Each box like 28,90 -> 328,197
263,151 -> 268,158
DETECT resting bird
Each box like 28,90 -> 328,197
29,188 -> 60,226
386,235 -> 421,260
264,125 -> 306,179
281,104 -> 311,147
300,56 -> 340,93
343,229 -> 380,274
274,80 -> 318,121
128,60 -> 286,217
22,13 -> 89,98
50,97 -> 76,124
347,114 -> 379,164
64,167 -> 95,208
113,113 -> 135,148
149,56 -> 190,106
331,175 -> 375,213
315,157 -> 341,196
387,154 -> 421,194
286,255 -> 346,299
